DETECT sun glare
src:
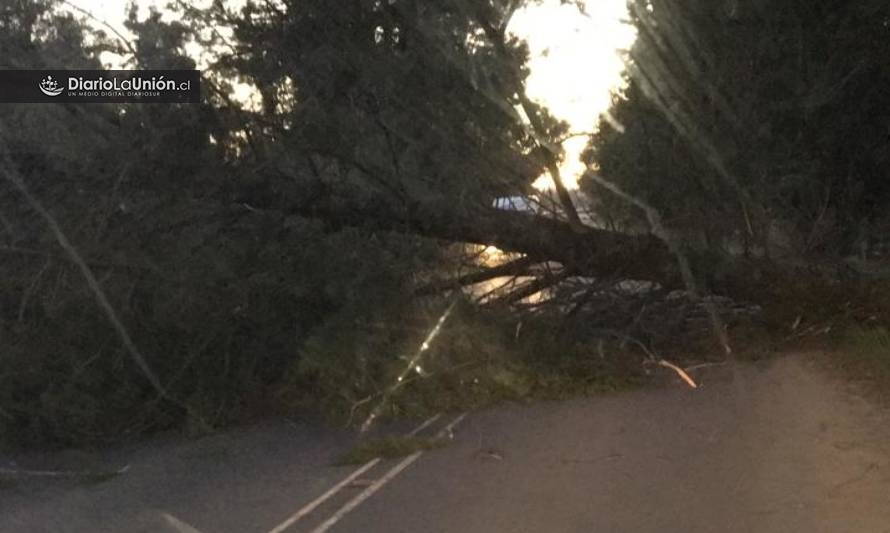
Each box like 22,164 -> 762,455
508,0 -> 636,190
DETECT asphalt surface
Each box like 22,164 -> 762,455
3,353 -> 890,533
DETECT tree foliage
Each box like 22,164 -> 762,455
0,1 -> 454,445
585,0 -> 890,259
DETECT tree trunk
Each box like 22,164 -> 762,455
279,190 -> 682,288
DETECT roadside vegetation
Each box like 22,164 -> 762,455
837,326 -> 890,394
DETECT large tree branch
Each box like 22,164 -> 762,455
496,269 -> 572,305
416,254 -> 538,295
275,186 -> 679,288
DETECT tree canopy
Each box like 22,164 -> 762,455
586,0 -> 890,260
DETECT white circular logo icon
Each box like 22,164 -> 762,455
39,76 -> 63,97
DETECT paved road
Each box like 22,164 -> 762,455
4,353 -> 890,532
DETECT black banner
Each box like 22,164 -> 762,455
0,70 -> 201,103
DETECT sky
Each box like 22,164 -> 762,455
62,0 -> 635,188
508,0 -> 636,188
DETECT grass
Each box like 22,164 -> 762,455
335,435 -> 448,465
832,326 -> 890,399
842,327 -> 890,371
